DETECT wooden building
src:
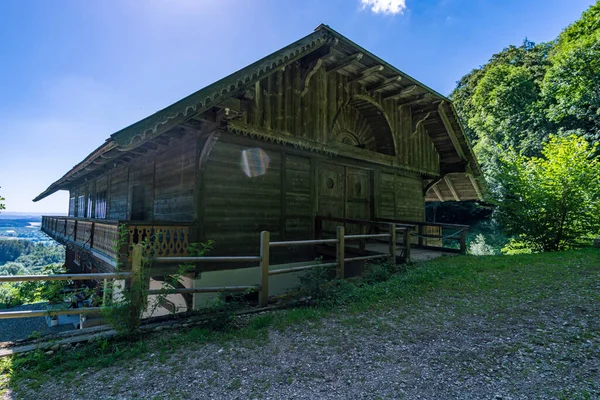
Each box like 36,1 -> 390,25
37,25 -> 484,285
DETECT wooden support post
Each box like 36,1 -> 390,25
359,225 -> 366,251
129,244 -> 143,331
403,229 -> 411,262
259,231 -> 270,307
102,278 -> 109,306
459,229 -> 468,255
388,224 -> 396,263
336,226 -> 345,279
418,225 -> 424,247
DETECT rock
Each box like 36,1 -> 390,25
50,344 -> 60,351
154,326 -> 164,332
45,350 -> 54,356
173,324 -> 182,329
182,323 -> 189,328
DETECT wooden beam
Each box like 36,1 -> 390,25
444,176 -> 460,201
383,85 -> 418,101
346,64 -> 384,85
368,75 -> 402,92
326,52 -> 363,74
467,174 -> 484,201
438,101 -> 467,161
432,185 -> 444,202
399,94 -> 439,109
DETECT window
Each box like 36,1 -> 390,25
69,197 -> 75,217
95,191 -> 107,219
87,196 -> 93,219
77,196 -> 85,218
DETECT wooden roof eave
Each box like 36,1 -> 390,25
33,29 -> 333,202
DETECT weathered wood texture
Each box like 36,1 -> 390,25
202,140 -> 282,255
240,64 -> 440,174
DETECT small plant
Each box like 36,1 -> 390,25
468,234 -> 496,256
362,261 -> 398,284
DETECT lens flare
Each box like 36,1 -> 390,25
240,148 -> 270,177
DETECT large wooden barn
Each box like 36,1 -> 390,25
37,25 -> 483,309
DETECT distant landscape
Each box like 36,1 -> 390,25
0,213 -> 65,308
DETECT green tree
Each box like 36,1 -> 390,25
542,3 -> 600,144
491,135 -> 600,252
0,187 -> 5,213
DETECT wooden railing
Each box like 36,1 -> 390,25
374,217 -> 469,254
0,271 -> 132,319
315,215 -> 412,259
41,217 -> 193,262
152,225 -> 407,307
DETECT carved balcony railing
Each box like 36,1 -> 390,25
41,216 -> 193,263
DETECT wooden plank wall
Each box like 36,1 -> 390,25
284,155 -> 312,240
152,137 -> 196,221
202,140 -> 282,255
69,135 -> 197,222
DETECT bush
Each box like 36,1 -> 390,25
468,234 -> 496,256
491,135 -> 600,251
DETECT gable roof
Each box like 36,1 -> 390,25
34,24 -> 483,202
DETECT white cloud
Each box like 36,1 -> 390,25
360,0 -> 407,15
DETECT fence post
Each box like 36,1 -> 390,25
388,224 -> 396,263
102,278 -> 109,305
403,229 -> 411,262
259,231 -> 270,307
336,226 -> 345,279
417,225 -> 423,247
129,244 -> 143,331
459,229 -> 468,255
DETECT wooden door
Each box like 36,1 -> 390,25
317,163 -> 372,235
345,167 -> 371,221
317,163 -> 345,235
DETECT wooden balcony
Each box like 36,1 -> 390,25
41,216 -> 194,264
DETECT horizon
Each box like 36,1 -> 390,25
1,0 -> 595,214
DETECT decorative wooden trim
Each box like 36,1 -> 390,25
299,58 -> 323,97
412,112 -> 431,137
444,176 -> 460,201
383,85 -> 418,101
326,52 -> 363,73
438,101 -> 467,161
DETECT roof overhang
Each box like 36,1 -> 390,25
34,24 -> 484,202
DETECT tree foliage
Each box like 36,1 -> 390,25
451,2 -> 600,172
491,136 -> 600,252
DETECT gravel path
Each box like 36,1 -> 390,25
0,303 -> 74,342
7,253 -> 600,399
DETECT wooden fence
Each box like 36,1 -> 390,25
0,223 -> 415,329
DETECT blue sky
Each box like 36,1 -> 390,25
0,0 -> 595,213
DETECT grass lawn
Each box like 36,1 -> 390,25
2,248 -> 599,399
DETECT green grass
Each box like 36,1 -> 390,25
2,248 -> 599,395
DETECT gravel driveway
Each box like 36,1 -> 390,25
7,252 -> 600,399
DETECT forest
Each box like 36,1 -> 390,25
434,2 -> 600,254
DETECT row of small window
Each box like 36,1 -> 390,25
68,191 -> 107,219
